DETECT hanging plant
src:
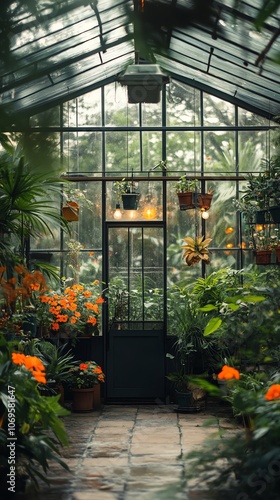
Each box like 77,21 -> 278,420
112,178 -> 140,210
181,236 -> 212,266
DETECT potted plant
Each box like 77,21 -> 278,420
62,185 -> 94,222
166,285 -> 215,412
37,280 -> 104,338
21,339 -> 77,404
197,187 -> 214,211
69,360 -> 105,411
0,138 -> 69,265
113,178 -> 140,210
181,235 -> 212,266
0,337 -> 69,493
173,176 -> 199,210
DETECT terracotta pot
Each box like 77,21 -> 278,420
275,246 -> 280,263
62,202 -> 79,221
93,384 -> 101,410
255,250 -> 272,265
72,387 -> 95,412
197,193 -> 213,210
177,191 -> 194,210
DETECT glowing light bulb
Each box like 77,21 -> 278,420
128,210 -> 137,220
201,210 -> 210,219
113,204 -> 122,220
143,205 -> 157,220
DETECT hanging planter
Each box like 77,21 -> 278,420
62,201 -> 79,221
197,193 -> 213,210
177,191 -> 194,210
122,192 -> 140,210
255,250 -> 272,265
113,178 -> 140,211
269,206 -> 280,224
174,177 -> 199,210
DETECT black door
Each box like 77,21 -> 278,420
105,224 -> 165,401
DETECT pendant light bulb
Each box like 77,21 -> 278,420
113,203 -> 122,220
201,209 -> 209,220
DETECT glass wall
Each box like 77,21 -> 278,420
29,79 -> 274,334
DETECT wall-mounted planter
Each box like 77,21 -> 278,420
269,206 -> 280,224
255,250 -> 272,265
62,202 -> 79,221
122,193 -> 140,210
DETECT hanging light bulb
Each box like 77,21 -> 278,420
128,210 -> 137,220
113,203 -> 122,220
201,209 -> 209,220
142,193 -> 157,220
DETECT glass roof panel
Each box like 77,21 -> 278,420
1,0 -> 280,123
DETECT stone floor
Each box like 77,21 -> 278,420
23,399 -> 239,500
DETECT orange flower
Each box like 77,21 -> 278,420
265,384 -> 280,401
83,290 -> 92,298
96,296 -> 104,304
87,316 -> 97,325
11,352 -> 27,366
218,365 -> 240,380
79,363 -> 89,370
11,353 -> 46,384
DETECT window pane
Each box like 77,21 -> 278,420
62,131 -> 102,173
204,131 -> 236,174
166,131 -> 201,173
166,82 -> 201,127
203,94 -> 235,126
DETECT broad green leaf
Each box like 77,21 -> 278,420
204,317 -> 222,336
199,304 -> 218,312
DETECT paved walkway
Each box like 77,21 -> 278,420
27,400 -> 238,500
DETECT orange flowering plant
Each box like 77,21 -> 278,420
0,264 -> 46,336
0,336 -> 70,488
37,280 -> 105,337
69,361 -> 105,388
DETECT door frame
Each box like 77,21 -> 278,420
103,220 -> 167,401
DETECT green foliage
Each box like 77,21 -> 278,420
20,339 -> 77,385
185,371 -> 280,499
0,336 -> 69,489
0,136 -> 69,264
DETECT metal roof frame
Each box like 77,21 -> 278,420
0,0 -> 280,125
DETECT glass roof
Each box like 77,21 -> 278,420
1,0 -> 280,124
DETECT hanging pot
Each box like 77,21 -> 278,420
269,206 -> 280,224
197,193 -> 213,210
177,192 -> 194,210
62,202 -> 79,221
122,193 -> 140,210
255,210 -> 268,224
255,250 -> 272,265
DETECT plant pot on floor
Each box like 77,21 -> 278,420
72,387 -> 95,412
175,389 -> 193,410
